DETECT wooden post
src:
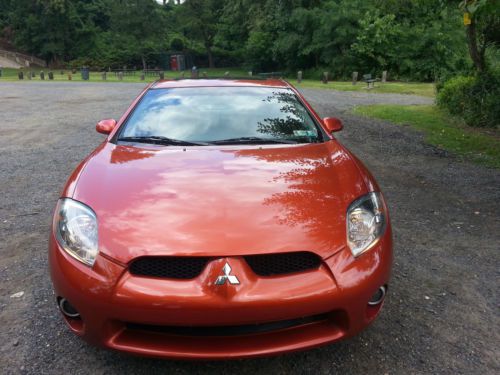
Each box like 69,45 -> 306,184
48,72 -> 54,80
382,70 -> 387,83
297,71 -> 303,83
40,71 -> 45,80
101,72 -> 107,81
322,71 -> 329,84
18,71 -> 24,80
352,71 -> 358,85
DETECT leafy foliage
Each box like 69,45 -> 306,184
0,0 -> 496,81
176,0 -> 224,68
459,0 -> 500,72
437,71 -> 500,128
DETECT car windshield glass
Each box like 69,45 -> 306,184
119,87 -> 322,144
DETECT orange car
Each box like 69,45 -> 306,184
49,79 -> 392,359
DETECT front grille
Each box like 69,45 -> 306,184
129,252 -> 321,279
126,313 -> 329,337
129,256 -> 210,279
244,251 -> 321,276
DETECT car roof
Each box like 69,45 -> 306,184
151,78 -> 291,89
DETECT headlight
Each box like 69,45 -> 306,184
346,192 -> 387,257
53,198 -> 98,266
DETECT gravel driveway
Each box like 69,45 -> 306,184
0,82 -> 498,374
298,88 -> 433,111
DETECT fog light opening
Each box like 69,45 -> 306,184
368,285 -> 387,306
58,297 -> 80,319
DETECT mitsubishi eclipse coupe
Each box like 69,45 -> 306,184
49,78 -> 392,359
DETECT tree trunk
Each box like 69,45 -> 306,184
206,45 -> 215,69
141,56 -> 147,71
466,20 -> 485,72
200,25 -> 215,69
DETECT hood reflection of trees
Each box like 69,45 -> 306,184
110,145 -> 156,164
235,147 -> 352,249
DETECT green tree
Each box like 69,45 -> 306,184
1,0 -> 485,81
105,0 -> 169,70
178,0 -> 224,68
351,13 -> 399,72
7,0 -> 109,64
0,0 -> 14,32
459,0 -> 500,72
352,1 -> 468,80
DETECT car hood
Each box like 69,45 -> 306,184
71,141 -> 368,264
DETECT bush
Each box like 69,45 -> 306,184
437,71 -> 500,128
437,76 -> 475,115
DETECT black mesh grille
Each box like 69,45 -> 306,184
129,252 -> 321,279
129,257 -> 210,279
244,252 -> 321,276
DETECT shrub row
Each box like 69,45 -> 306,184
437,70 -> 500,128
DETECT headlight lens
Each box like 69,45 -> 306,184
53,198 -> 98,266
347,192 -> 387,257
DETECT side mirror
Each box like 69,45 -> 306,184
96,119 -> 117,135
323,117 -> 343,133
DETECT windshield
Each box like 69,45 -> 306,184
118,87 -> 323,144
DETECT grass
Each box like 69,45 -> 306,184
0,67 -> 435,96
296,80 -> 435,97
352,104 -> 500,168
0,67 -> 248,83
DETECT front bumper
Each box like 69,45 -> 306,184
49,232 -> 392,359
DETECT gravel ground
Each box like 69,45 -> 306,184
298,88 -> 433,110
0,82 -> 498,374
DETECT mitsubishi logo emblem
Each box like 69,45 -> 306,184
215,262 -> 240,285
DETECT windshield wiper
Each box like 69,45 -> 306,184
211,137 -> 299,145
118,136 -> 210,146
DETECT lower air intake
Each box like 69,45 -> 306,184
126,313 -> 329,337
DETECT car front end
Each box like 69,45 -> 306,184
49,80 -> 392,359
50,223 -> 391,359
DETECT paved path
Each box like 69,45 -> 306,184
0,82 -> 498,375
0,56 -> 22,69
